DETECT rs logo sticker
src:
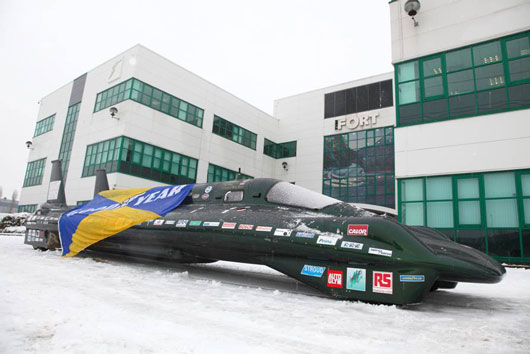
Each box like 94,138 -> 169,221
373,271 -> 393,294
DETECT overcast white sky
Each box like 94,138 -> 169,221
0,0 -> 392,201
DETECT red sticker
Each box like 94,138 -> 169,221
373,271 -> 393,294
347,224 -> 368,236
238,224 -> 254,230
327,270 -> 343,288
222,222 -> 236,229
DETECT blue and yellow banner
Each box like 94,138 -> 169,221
58,184 -> 194,257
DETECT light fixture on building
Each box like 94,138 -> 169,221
109,107 -> 119,120
404,0 -> 421,27
25,140 -> 33,150
282,161 -> 288,171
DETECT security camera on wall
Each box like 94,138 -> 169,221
404,0 -> 421,26
25,140 -> 33,149
109,107 -> 119,120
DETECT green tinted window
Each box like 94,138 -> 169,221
94,78 -> 203,128
398,81 -> 420,104
448,70 -> 475,95
264,139 -> 297,159
18,204 -> 37,213
23,158 -> 46,187
473,41 -> 502,66
398,61 -> 419,82
323,127 -> 395,208
399,169 -> 530,261
446,48 -> 472,72
207,163 -> 253,182
396,30 -> 530,127
507,36 -> 530,58
34,114 -> 55,137
82,136 -> 197,185
58,103 -> 81,179
212,115 -> 257,150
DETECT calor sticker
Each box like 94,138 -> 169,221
347,224 -> 368,236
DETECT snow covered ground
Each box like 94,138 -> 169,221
1,236 -> 529,354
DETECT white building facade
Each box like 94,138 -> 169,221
390,0 -> 530,263
19,0 -> 530,263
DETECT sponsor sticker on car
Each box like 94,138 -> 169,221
347,224 -> 369,236
203,222 -> 220,227
205,186 -> 213,194
274,228 -> 292,237
346,268 -> 366,292
341,241 -> 363,250
165,220 -> 176,225
295,232 -> 315,239
368,247 -> 392,257
238,224 -> 254,230
175,220 -> 188,227
256,226 -> 272,232
400,275 -> 425,282
153,219 -> 165,226
222,222 -> 236,229
189,221 -> 202,226
327,270 -> 343,288
316,235 -> 338,246
373,271 -> 393,294
301,265 -> 326,277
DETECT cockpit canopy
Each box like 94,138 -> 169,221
266,182 -> 340,210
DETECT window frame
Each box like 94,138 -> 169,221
396,30 -> 530,127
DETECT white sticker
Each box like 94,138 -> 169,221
368,247 -> 392,257
203,222 -> 220,227
341,241 -> 364,250
317,235 -> 338,246
274,228 -> 292,237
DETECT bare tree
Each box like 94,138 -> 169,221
9,190 -> 18,213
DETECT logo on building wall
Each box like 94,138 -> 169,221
108,58 -> 124,83
335,113 -> 379,131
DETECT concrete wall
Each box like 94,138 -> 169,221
395,109 -> 530,178
390,0 -> 530,63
